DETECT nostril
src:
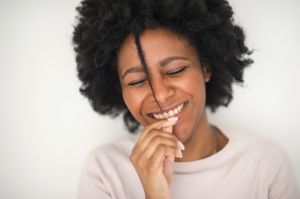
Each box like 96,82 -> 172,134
152,85 -> 174,105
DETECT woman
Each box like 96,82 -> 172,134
73,0 -> 299,198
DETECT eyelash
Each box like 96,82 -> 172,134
127,66 -> 188,86
166,66 -> 188,76
128,79 -> 147,86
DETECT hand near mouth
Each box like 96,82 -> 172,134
130,118 -> 184,199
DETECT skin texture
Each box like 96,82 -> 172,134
117,28 -> 227,198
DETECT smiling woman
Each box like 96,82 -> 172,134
72,0 -> 299,198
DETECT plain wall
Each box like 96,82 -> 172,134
0,0 -> 299,198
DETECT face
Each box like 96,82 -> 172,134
117,28 -> 211,142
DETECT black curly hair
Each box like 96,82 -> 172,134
72,0 -> 253,133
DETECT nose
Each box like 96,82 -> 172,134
150,77 -> 175,105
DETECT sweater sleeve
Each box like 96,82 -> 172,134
77,151 -> 112,199
268,153 -> 299,199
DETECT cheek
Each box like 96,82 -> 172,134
122,88 -> 146,123
175,69 -> 206,99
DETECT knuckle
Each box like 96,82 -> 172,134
156,144 -> 165,153
166,145 -> 176,155
130,154 -> 136,162
136,159 -> 144,169
144,124 -> 157,133
152,134 -> 162,143
143,125 -> 151,133
147,164 -> 158,174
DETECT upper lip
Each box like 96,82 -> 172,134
147,101 -> 187,115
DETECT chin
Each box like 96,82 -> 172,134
173,123 -> 193,143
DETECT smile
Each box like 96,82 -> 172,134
150,101 -> 188,120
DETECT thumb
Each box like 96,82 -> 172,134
163,158 -> 174,185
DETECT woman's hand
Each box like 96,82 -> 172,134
130,119 -> 181,199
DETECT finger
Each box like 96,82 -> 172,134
163,158 -> 173,183
131,119 -> 178,164
160,117 -> 184,158
136,130 -> 178,155
131,121 -> 167,161
137,119 -> 177,144
148,144 -> 177,171
140,135 -> 178,160
175,148 -> 183,158
162,117 -> 178,134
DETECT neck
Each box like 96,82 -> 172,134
176,112 -> 216,162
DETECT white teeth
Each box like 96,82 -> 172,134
163,112 -> 169,118
152,102 -> 185,119
174,108 -> 178,114
169,110 -> 175,117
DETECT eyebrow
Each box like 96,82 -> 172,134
121,56 -> 190,79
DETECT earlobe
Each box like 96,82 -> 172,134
203,66 -> 212,83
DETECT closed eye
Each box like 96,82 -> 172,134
166,66 -> 188,76
127,66 -> 188,86
128,79 -> 147,86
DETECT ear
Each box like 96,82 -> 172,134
203,66 -> 212,83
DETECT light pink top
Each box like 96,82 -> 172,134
77,129 -> 299,199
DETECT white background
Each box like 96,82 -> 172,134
0,0 -> 299,198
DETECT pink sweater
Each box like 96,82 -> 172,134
77,129 -> 299,199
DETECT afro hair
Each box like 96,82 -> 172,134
72,0 -> 253,133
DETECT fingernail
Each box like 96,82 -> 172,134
177,141 -> 185,150
176,149 -> 183,158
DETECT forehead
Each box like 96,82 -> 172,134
117,28 -> 198,71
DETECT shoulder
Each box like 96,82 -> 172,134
229,130 -> 289,168
221,129 -> 299,198
78,133 -> 139,190
230,130 -> 293,181
77,133 -> 142,198
233,131 -> 288,165
83,133 -> 139,172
